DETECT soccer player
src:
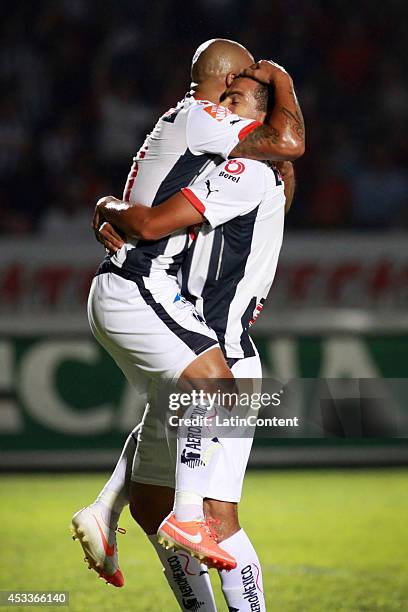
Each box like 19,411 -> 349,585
91,75 -> 294,612
72,38 -> 304,592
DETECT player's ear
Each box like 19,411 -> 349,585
226,72 -> 236,88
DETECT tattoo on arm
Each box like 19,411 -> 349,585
280,106 -> 305,141
230,83 -> 305,160
230,125 -> 280,158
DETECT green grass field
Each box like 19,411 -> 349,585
1,470 -> 408,611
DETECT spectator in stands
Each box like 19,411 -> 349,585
351,146 -> 408,228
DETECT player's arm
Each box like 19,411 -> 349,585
94,195 -> 204,243
275,161 -> 296,214
94,160 -> 265,244
230,61 -> 305,162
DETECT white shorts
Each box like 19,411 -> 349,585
88,271 -> 219,384
131,345 -> 262,503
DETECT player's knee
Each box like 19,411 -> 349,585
181,347 -> 233,381
196,377 -> 238,407
180,348 -> 238,408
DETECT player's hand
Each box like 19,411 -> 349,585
92,196 -> 115,236
97,221 -> 125,253
92,196 -> 125,252
92,196 -> 120,247
240,60 -> 290,85
93,197 -> 107,239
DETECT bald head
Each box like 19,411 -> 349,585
191,39 -> 254,85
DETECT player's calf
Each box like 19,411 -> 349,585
204,498 -> 240,541
129,482 -> 174,533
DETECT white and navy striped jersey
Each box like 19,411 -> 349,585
180,158 -> 285,359
98,94 -> 260,282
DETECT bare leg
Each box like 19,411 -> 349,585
204,498 -> 240,542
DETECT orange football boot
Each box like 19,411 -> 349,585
157,512 -> 236,571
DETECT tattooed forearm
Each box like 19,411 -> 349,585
230,125 -> 280,159
229,73 -> 305,161
280,106 -> 305,141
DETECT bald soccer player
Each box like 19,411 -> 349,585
93,76 -> 295,612
72,38 -> 304,602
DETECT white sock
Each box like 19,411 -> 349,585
174,491 -> 204,522
94,425 -> 140,525
148,535 -> 217,611
174,401 -> 225,522
219,529 -> 266,612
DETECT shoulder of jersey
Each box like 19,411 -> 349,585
200,102 -> 232,122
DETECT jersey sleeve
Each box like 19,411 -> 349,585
181,159 -> 266,228
186,102 -> 261,159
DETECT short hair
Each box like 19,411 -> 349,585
253,82 -> 269,113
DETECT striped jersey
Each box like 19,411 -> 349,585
98,94 -> 260,284
180,158 -> 285,359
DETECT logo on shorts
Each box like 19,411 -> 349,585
181,449 -> 205,468
174,293 -> 190,309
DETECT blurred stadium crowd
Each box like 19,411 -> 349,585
1,0 -> 407,238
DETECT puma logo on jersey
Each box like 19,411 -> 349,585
230,118 -> 243,126
205,180 -> 219,198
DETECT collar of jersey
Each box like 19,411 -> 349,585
185,90 -> 210,103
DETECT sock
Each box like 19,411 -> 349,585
174,491 -> 204,522
94,425 -> 140,525
219,529 -> 266,612
174,401 -> 225,522
148,535 -> 217,611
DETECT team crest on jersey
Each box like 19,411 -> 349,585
203,104 -> 231,121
